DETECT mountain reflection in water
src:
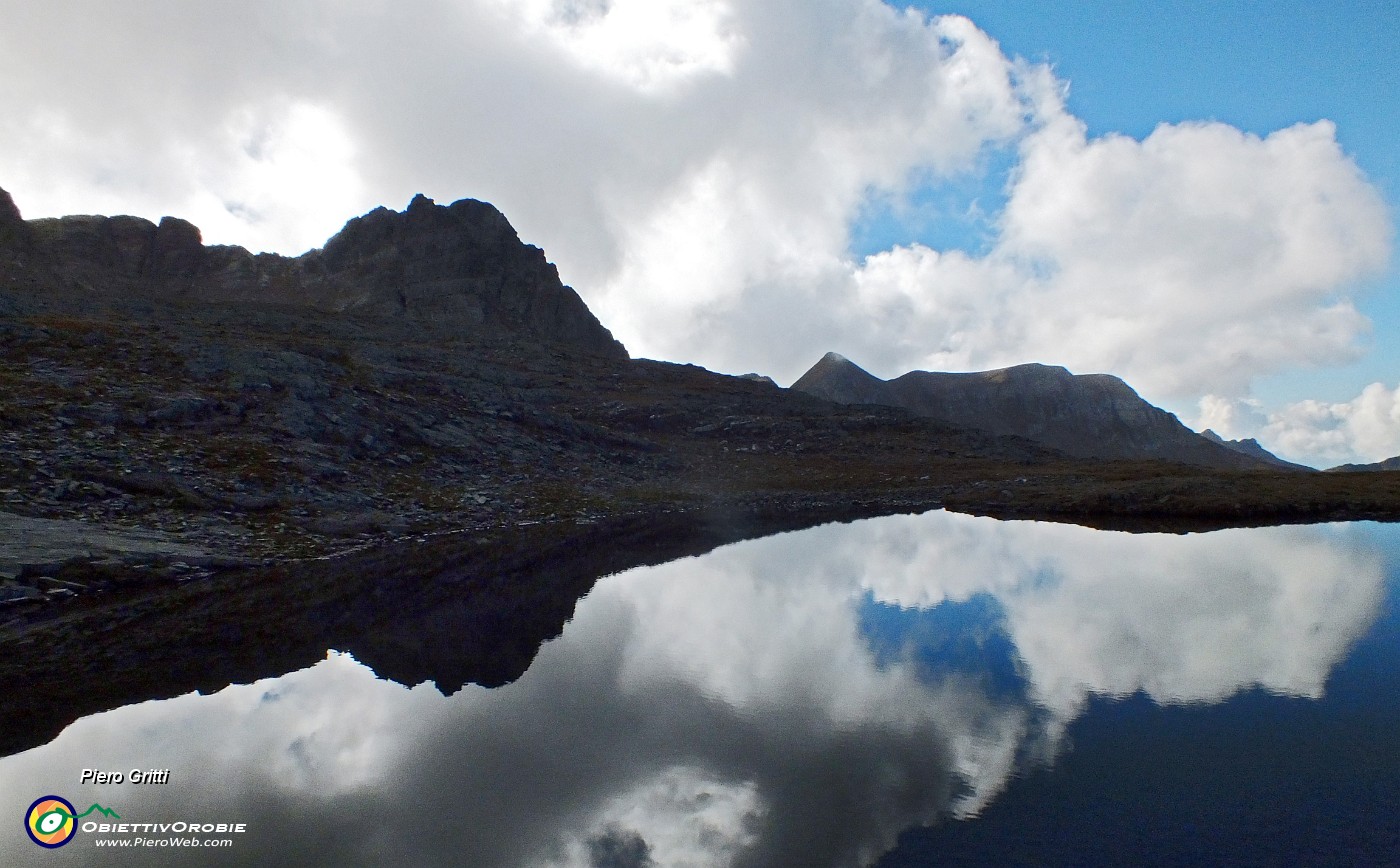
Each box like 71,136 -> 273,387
2,513 -> 1392,867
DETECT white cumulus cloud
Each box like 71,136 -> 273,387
1195,382 -> 1400,468
846,115 -> 1390,401
1275,384 -> 1400,467
1195,380 -> 1400,467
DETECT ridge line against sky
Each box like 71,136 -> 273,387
0,0 -> 1396,467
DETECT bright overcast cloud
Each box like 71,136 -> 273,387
0,0 -> 1393,465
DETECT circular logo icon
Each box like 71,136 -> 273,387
25,796 -> 77,848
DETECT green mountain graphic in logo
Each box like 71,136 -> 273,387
51,803 -> 122,822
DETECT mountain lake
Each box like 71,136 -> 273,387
3,510 -> 1397,866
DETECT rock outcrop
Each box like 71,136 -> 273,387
0,188 -> 21,226
0,187 -> 625,358
792,352 -> 1277,469
1201,430 -> 1314,471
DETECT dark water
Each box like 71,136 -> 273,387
4,513 -> 1398,866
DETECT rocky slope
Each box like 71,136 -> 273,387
0,187 -> 624,358
791,352 -> 1272,469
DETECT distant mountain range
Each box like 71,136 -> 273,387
791,352 -> 1303,471
1327,456 -> 1400,472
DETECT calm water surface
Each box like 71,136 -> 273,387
4,512 -> 1398,866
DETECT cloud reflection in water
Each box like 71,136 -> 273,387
0,513 -> 1385,867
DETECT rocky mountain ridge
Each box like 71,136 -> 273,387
0,188 -> 624,358
790,352 -> 1274,470
1327,456 -> 1400,472
1200,429 -> 1314,471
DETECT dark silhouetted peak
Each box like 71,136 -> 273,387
0,187 -> 20,225
790,352 -> 887,404
0,187 -> 627,358
736,372 -> 779,387
156,215 -> 201,247
1200,430 -> 1313,471
305,194 -> 624,356
149,216 -> 204,283
792,354 -> 1283,469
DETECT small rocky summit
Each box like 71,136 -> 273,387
791,352 -> 1280,469
1200,429 -> 1313,471
0,188 -> 625,358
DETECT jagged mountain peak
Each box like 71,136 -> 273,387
0,187 -> 626,358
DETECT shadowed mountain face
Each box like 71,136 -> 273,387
791,353 -> 1275,469
0,188 -> 625,358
